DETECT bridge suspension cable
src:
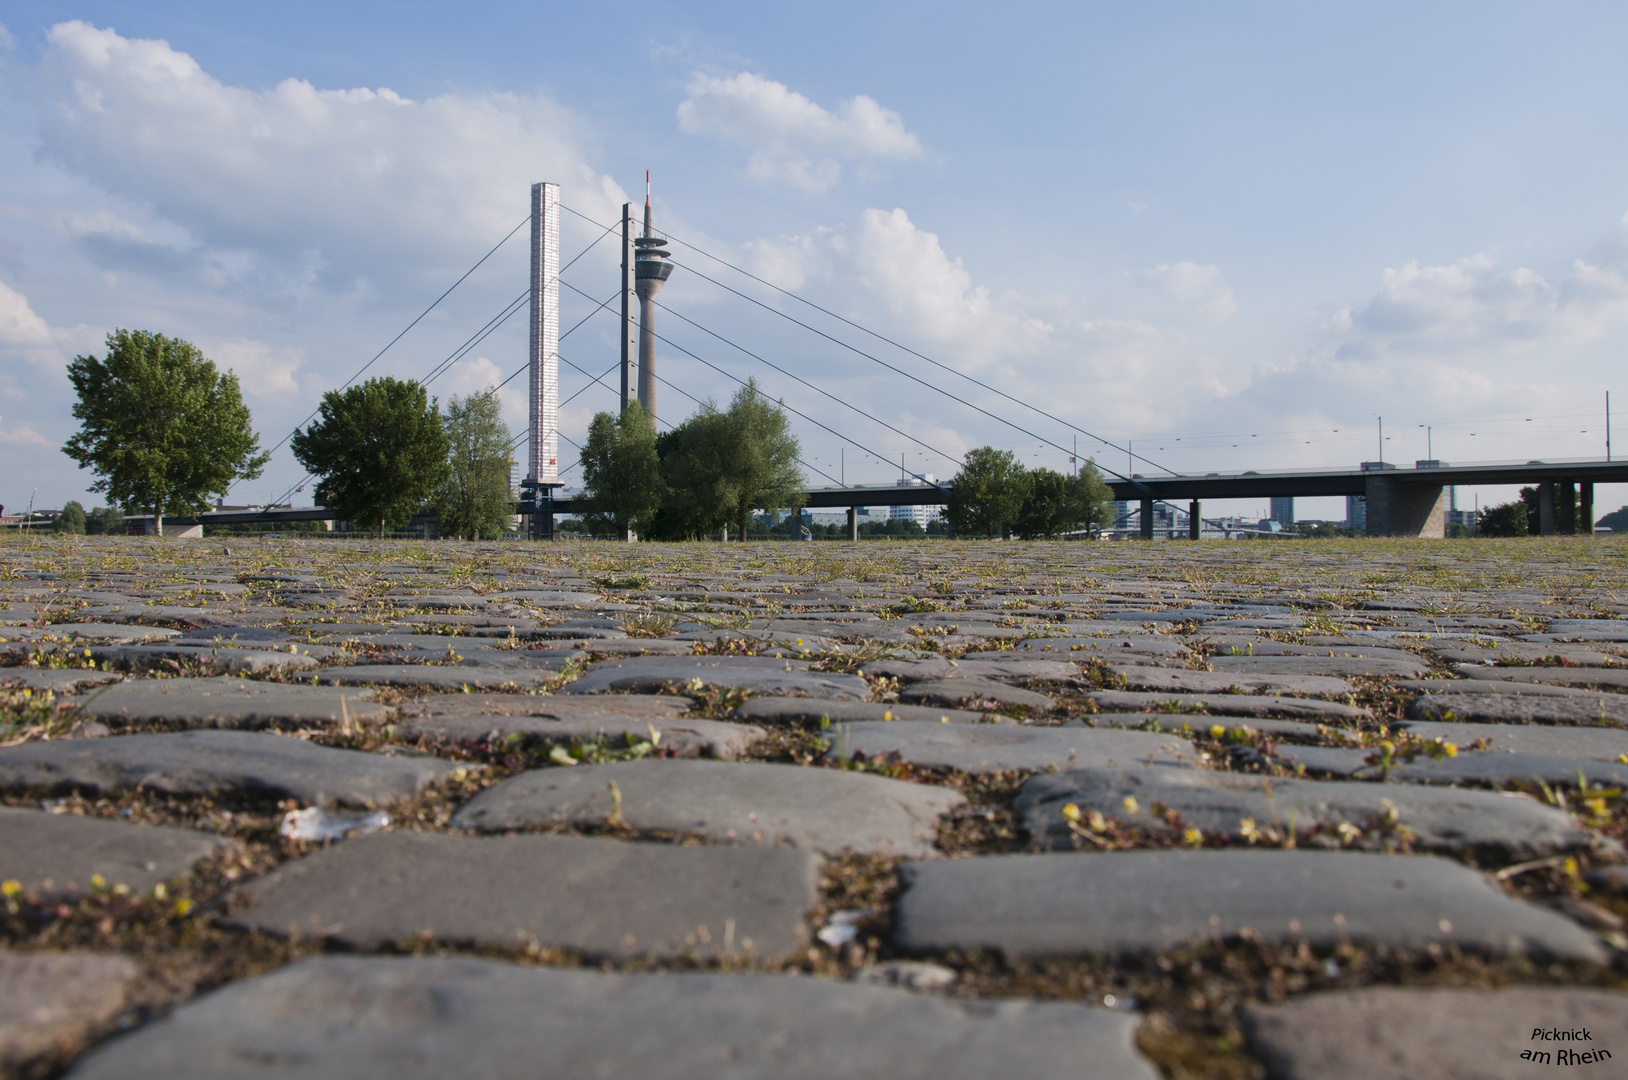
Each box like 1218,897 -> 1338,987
241,214 -> 530,490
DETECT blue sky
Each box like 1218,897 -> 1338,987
2,1 -> 1626,521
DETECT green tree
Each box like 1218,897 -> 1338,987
291,377 -> 450,535
1065,462 -> 1116,536
651,408 -> 736,540
946,447 -> 1026,538
85,507 -> 124,535
579,401 -> 662,538
62,330 -> 269,536
54,500 -> 86,534
718,379 -> 805,540
651,380 -> 805,541
1478,500 -> 1527,537
1014,468 -> 1067,539
1013,463 -> 1114,539
1597,505 -> 1628,534
436,389 -> 514,540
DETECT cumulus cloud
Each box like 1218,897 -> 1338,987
1143,262 -> 1237,321
745,207 -> 1047,357
677,72 -> 922,193
0,419 -> 50,447
0,280 -> 52,348
1333,250 -> 1628,358
33,21 -> 627,286
199,337 -> 307,401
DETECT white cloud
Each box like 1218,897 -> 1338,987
745,207 -> 1047,358
1334,251 -> 1628,358
677,72 -> 922,193
0,419 -> 50,447
433,355 -> 526,433
200,337 -> 307,401
33,21 -> 627,285
1144,262 -> 1237,321
0,280 -> 52,348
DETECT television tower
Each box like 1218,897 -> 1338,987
633,171 -> 673,429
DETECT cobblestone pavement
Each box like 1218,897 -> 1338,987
2,536 -> 1626,1078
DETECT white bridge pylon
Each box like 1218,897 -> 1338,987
528,181 -> 561,491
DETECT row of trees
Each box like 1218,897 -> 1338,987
290,377 -> 513,539
944,447 -> 1115,539
63,330 -> 1101,545
62,331 -> 515,538
577,380 -> 805,540
49,502 -> 124,534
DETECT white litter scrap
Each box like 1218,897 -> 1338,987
816,909 -> 869,947
279,806 -> 389,842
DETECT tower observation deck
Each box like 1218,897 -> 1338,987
633,172 -> 674,430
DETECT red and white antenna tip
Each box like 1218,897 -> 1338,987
645,170 -> 651,205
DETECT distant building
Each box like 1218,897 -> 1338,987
1345,495 -> 1367,532
1445,508 -> 1478,531
889,475 -> 942,529
1269,497 -> 1295,527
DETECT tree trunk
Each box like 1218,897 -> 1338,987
740,508 -> 749,542
154,504 -> 163,538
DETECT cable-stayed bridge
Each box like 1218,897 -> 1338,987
198,182 -> 1627,541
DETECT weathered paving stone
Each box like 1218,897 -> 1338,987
999,636 -> 1190,661
580,638 -> 702,656
561,655 -> 869,699
224,831 -> 818,959
319,633 -> 508,650
1207,655 -> 1431,678
1242,987 -> 1628,1080
87,644 -> 319,675
0,668 -> 122,693
1272,744 -> 1628,786
65,955 -> 1159,1080
1,806 -> 227,898
0,730 -> 460,806
401,692 -> 693,721
487,589 -> 603,605
315,665 -> 560,689
174,625 -> 291,642
401,714 -> 762,759
1107,665 -> 1355,696
897,677 -> 1056,711
892,850 -> 1606,962
1428,642 -> 1623,666
453,759 -> 964,856
1397,720 -> 1628,761
1017,767 -> 1594,855
1085,690 -> 1372,722
70,677 -> 391,730
731,698 -> 999,726
860,658 -> 1080,683
1089,714 -> 1328,740
1203,640 -> 1421,662
832,722 -> 1198,773
1456,665 -> 1628,689
1399,679 -> 1600,696
1409,692 -> 1628,725
0,950 -> 142,1073
41,624 -> 181,641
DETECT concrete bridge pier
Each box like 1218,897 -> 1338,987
1558,481 -> 1577,535
1139,498 -> 1154,540
1364,475 -> 1446,537
847,507 -> 858,542
1539,482 -> 1556,536
1188,501 -> 1201,540
1582,482 -> 1594,536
